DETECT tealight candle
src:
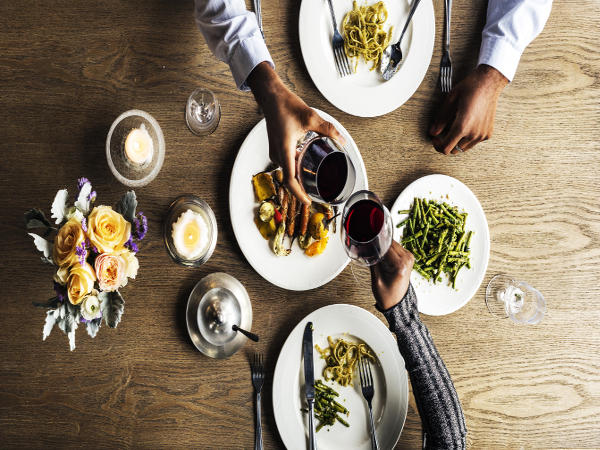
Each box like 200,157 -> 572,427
172,209 -> 211,260
124,124 -> 153,166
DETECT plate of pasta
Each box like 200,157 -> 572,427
298,0 -> 435,117
273,304 -> 408,450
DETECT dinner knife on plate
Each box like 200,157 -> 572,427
303,321 -> 317,450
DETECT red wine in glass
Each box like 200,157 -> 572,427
297,134 -> 356,204
342,190 -> 393,266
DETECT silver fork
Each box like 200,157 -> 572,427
440,0 -> 453,93
358,357 -> 379,450
253,0 -> 264,39
251,353 -> 265,450
325,0 -> 351,77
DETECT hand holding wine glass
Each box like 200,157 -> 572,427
370,241 -> 415,311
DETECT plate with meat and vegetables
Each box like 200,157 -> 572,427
229,109 -> 368,291
391,174 -> 490,315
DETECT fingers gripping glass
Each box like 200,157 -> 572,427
296,132 -> 356,205
342,190 -> 393,266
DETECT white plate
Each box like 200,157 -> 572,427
273,304 -> 408,450
299,0 -> 435,117
229,109 -> 368,291
391,174 -> 491,316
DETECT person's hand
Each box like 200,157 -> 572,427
429,64 -> 508,155
247,62 -> 344,204
370,241 -> 415,311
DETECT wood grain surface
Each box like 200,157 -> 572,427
1,0 -> 599,448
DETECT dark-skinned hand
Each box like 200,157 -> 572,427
370,241 -> 415,311
430,64 -> 508,155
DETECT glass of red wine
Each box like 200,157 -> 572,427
296,132 -> 356,205
342,190 -> 393,266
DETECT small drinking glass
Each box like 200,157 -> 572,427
296,131 -> 356,205
341,190 -> 393,266
185,88 -> 221,136
485,274 -> 546,324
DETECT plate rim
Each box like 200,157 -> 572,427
228,108 -> 368,291
272,303 -> 408,450
298,0 -> 435,117
390,174 -> 491,316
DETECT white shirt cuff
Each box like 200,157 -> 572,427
478,36 -> 522,82
229,34 -> 274,91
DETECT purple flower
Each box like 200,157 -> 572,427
124,236 -> 139,253
81,217 -> 87,232
88,190 -> 97,202
77,177 -> 90,191
133,212 -> 148,240
75,242 -> 88,266
53,282 -> 66,303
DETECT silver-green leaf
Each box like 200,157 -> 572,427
51,189 -> 68,224
115,191 -> 137,224
86,318 -> 102,338
75,182 -> 92,215
25,208 -> 52,232
28,233 -> 53,260
43,310 -> 57,340
99,291 -> 125,328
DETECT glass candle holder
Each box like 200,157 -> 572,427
164,195 -> 218,267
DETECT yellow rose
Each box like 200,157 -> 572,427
52,218 -> 85,267
95,253 -> 126,292
87,206 -> 131,253
67,262 -> 96,305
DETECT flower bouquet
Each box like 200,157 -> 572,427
25,178 -> 147,350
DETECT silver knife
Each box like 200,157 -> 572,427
381,0 -> 423,80
303,322 -> 317,450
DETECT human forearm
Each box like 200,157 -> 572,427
380,285 -> 467,449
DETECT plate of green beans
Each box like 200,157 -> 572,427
391,174 -> 490,315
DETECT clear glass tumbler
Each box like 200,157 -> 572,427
185,88 -> 221,136
485,274 -> 546,324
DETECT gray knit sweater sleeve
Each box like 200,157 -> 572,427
378,284 -> 467,449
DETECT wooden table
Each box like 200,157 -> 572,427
1,0 -> 599,448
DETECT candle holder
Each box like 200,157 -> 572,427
164,195 -> 218,267
106,109 -> 165,187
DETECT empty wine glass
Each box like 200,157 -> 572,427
185,88 -> 221,136
485,274 -> 546,324
341,190 -> 393,266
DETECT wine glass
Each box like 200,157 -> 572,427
485,274 -> 546,324
185,88 -> 221,136
341,190 -> 393,266
296,131 -> 356,205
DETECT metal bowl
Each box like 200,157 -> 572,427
185,272 -> 252,359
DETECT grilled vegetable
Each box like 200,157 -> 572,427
287,196 -> 297,236
399,197 -> 473,288
299,203 -> 310,236
313,379 -> 349,432
258,201 -> 275,222
271,223 -> 290,256
252,173 -> 276,201
308,213 -> 326,240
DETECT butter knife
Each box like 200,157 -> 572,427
303,322 -> 317,450
381,0 -> 423,80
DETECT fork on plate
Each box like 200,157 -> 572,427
358,356 -> 379,450
440,0 -> 453,93
251,353 -> 265,450
325,0 -> 351,77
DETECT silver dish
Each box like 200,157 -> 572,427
186,272 -> 253,359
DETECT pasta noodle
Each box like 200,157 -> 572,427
342,1 -> 394,72
315,336 -> 375,386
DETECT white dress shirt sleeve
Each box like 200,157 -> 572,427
194,0 -> 274,91
478,0 -> 552,81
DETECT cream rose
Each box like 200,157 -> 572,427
53,266 -> 69,285
116,249 -> 139,282
95,253 -> 126,292
87,205 -> 131,253
80,290 -> 102,321
53,218 -> 85,267
67,262 -> 96,305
